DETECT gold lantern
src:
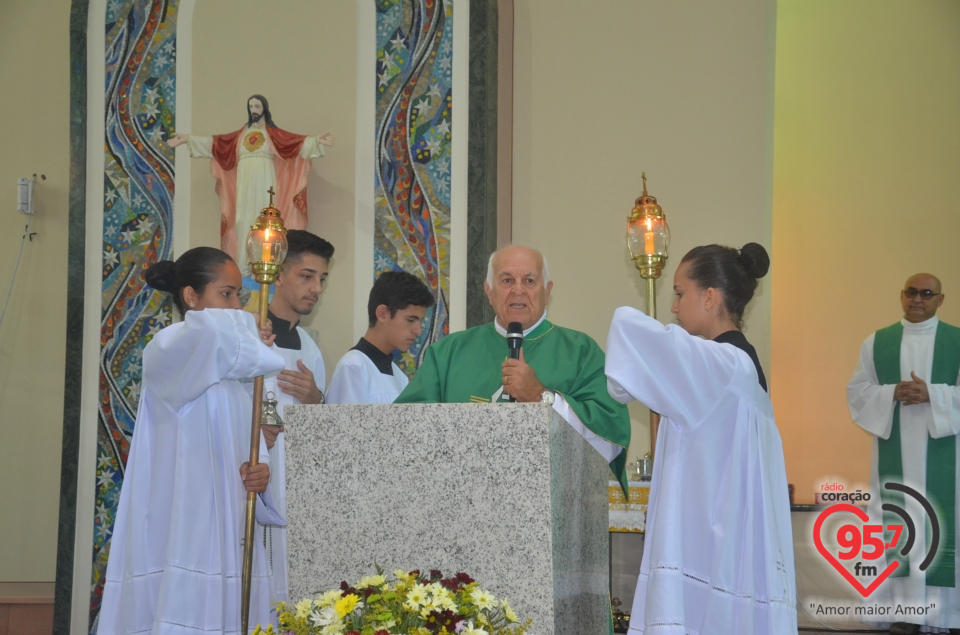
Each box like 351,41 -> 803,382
241,188 -> 287,635
626,173 -> 669,459
627,172 -> 670,314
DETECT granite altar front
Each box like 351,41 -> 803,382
283,403 -> 610,635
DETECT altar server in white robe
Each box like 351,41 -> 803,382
327,271 -> 435,404
258,230 -> 333,607
847,273 -> 960,635
606,242 -> 797,635
100,247 -> 285,635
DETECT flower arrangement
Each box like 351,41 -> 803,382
253,567 -> 530,635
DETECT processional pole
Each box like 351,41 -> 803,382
626,173 -> 670,459
241,187 -> 288,634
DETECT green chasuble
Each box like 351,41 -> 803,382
874,320 -> 960,587
396,319 -> 632,493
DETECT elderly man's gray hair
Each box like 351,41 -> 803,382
485,246 -> 551,288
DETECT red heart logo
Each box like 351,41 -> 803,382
813,504 -> 899,597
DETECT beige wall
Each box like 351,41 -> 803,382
12,0 -> 958,584
512,0 -> 776,461
190,0 -> 358,386
0,1 -> 70,580
773,0 -> 960,503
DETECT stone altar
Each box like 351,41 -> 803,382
283,403 -> 610,635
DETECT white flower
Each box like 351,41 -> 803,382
310,606 -> 338,627
469,588 -> 497,610
320,625 -> 344,635
461,620 -> 489,635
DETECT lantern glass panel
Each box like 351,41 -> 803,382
245,226 -> 288,266
627,216 -> 669,259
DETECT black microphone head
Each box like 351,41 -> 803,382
506,322 -> 523,360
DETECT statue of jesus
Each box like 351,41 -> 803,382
168,94 -> 334,271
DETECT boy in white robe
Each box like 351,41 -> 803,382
101,249 -> 285,635
605,243 -> 797,635
327,270 -> 435,404
258,230 -> 334,608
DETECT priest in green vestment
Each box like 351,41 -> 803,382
396,245 -> 632,492
848,273 -> 960,633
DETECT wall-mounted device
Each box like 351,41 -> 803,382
17,174 -> 45,215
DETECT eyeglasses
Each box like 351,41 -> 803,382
903,287 -> 941,300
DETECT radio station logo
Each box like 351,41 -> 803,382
813,482 -> 941,597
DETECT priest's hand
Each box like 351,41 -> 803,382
239,462 -> 270,493
278,360 -> 323,404
166,132 -> 188,148
501,349 -> 547,403
894,372 -> 929,405
895,372 -> 930,406
261,424 -> 284,449
258,319 -> 276,346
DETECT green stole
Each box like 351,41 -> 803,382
873,320 -> 960,586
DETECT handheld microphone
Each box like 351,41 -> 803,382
505,322 -> 523,403
507,321 -> 523,360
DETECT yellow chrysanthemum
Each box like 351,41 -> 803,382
334,593 -> 361,618
470,588 -> 497,610
394,569 -> 416,584
356,574 -> 386,589
406,584 -> 429,608
501,598 -> 519,622
295,598 -> 313,619
316,589 -> 343,608
435,594 -> 457,611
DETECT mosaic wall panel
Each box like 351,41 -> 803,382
375,0 -> 454,375
91,0 -> 178,630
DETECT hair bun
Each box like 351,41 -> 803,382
144,260 -> 177,293
739,243 -> 770,279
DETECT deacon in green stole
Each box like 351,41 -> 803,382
847,273 -> 960,630
396,246 -> 632,492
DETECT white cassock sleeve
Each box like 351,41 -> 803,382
144,308 -> 284,409
327,356 -> 371,405
143,309 -> 286,525
927,369 -> 960,438
846,333 -> 896,439
604,306 -> 738,430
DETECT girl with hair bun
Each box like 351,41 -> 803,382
605,243 -> 797,635
99,247 -> 285,635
